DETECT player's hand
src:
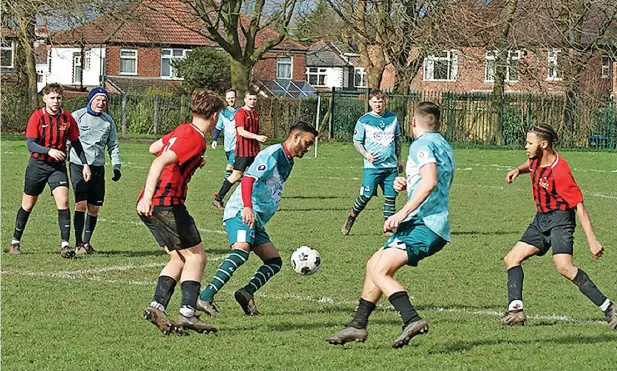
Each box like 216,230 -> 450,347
137,198 -> 154,216
211,141 -> 217,150
242,207 -> 255,228
199,157 -> 206,168
112,169 -> 122,182
48,149 -> 66,161
506,168 -> 520,184
589,239 -> 604,259
82,164 -> 91,182
397,159 -> 404,174
393,176 -> 407,192
256,135 -> 268,143
365,152 -> 379,163
384,211 -> 407,231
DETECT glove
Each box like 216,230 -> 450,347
112,168 -> 122,182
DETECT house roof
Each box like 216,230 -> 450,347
106,76 -> 183,94
307,40 -> 359,67
51,0 -> 306,51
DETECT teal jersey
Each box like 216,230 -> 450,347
223,144 -> 294,226
353,111 -> 400,169
404,132 -> 454,241
215,106 -> 239,152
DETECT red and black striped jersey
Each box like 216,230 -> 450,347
139,123 -> 207,206
25,107 -> 80,163
234,107 -> 261,157
529,154 -> 583,213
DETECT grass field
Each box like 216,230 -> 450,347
2,137 -> 616,371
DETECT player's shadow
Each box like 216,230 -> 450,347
97,250 -> 166,257
451,231 -> 520,236
268,305 -> 355,316
282,195 -> 346,200
432,334 -> 617,355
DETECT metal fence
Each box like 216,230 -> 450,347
2,87 -> 615,150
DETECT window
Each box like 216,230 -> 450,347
354,67 -> 367,88
48,50 -> 52,73
306,67 -> 328,86
1,40 -> 14,68
73,55 -> 82,84
119,49 -> 137,75
547,50 -> 561,80
484,51 -> 496,82
484,50 -> 520,83
276,56 -> 293,79
84,50 -> 91,71
601,56 -> 612,79
161,48 -> 190,79
423,50 -> 458,81
506,50 -> 520,83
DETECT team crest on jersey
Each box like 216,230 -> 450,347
373,132 -> 383,140
257,164 -> 267,171
418,150 -> 427,159
379,121 -> 386,129
353,129 -> 358,136
59,121 -> 68,130
539,177 -> 549,189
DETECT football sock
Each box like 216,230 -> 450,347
389,291 -> 421,327
351,195 -> 371,217
383,196 -> 396,220
74,211 -> 85,244
348,298 -> 376,329
13,207 -> 31,241
225,169 -> 233,178
200,249 -> 249,301
152,275 -> 177,311
572,269 -> 609,308
84,215 -> 98,243
58,209 -> 71,243
179,280 -> 200,317
507,266 -> 524,310
243,257 -> 282,295
216,179 -> 234,201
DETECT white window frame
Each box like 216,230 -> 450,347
484,51 -> 496,83
354,67 -> 367,88
119,49 -> 138,75
547,50 -> 562,81
1,40 -> 15,68
276,56 -> 293,79
73,55 -> 82,84
306,67 -> 328,87
160,48 -> 190,80
484,50 -> 520,83
84,50 -> 91,71
601,56 -> 612,79
506,50 -> 520,83
423,50 -> 458,82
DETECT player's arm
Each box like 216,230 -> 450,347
237,126 -> 267,143
149,139 -> 164,155
505,160 -> 530,183
137,150 -> 178,216
107,118 -> 122,181
395,135 -> 403,172
212,113 -> 224,149
574,202 -> 604,259
385,163 -> 437,231
240,175 -> 258,228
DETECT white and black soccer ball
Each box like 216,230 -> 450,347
290,246 -> 321,276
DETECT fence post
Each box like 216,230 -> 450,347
526,93 -> 533,129
610,96 -> 616,150
444,91 -> 452,141
273,98 -> 278,139
314,95 -> 321,159
153,95 -> 159,135
328,87 -> 335,140
364,88 -> 370,113
121,92 -> 127,138
180,95 -> 186,120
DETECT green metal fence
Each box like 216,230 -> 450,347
319,89 -> 617,150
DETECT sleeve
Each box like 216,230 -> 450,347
235,109 -> 245,128
554,163 -> 584,208
106,117 -> 121,169
352,120 -> 365,143
409,141 -> 436,169
67,115 -> 80,142
215,111 -> 224,131
25,112 -> 40,139
245,151 -> 278,181
394,116 -> 401,136
167,133 -> 199,165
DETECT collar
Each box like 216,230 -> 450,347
189,123 -> 205,138
43,107 -> 62,116
281,142 -> 293,160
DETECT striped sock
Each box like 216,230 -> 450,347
383,196 -> 396,220
352,195 -> 371,216
200,249 -> 249,301
243,257 -> 282,295
225,169 -> 233,178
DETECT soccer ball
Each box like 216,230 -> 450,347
290,246 -> 321,276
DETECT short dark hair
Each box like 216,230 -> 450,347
528,123 -> 558,146
191,89 -> 225,117
288,121 -> 318,137
245,89 -> 258,97
42,83 -> 64,96
369,90 -> 385,100
225,88 -> 236,96
415,101 -> 441,128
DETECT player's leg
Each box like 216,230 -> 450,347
326,250 -> 383,345
550,226 -> 616,329
51,184 -> 73,258
502,220 -> 544,325
197,213 -> 252,316
342,168 -> 375,235
381,168 -> 398,236
213,157 -> 253,208
224,150 -> 235,178
237,231 -> 280,316
70,163 -> 87,250
81,166 -> 105,253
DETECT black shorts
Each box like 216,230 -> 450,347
139,205 -> 201,251
70,163 -> 105,206
233,156 -> 255,172
23,157 -> 69,196
519,209 -> 576,256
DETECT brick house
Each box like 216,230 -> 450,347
305,41 -> 367,90
46,0 -> 309,95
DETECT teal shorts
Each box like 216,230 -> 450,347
225,150 -> 235,166
362,167 -> 398,197
384,220 -> 448,266
224,212 -> 271,248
